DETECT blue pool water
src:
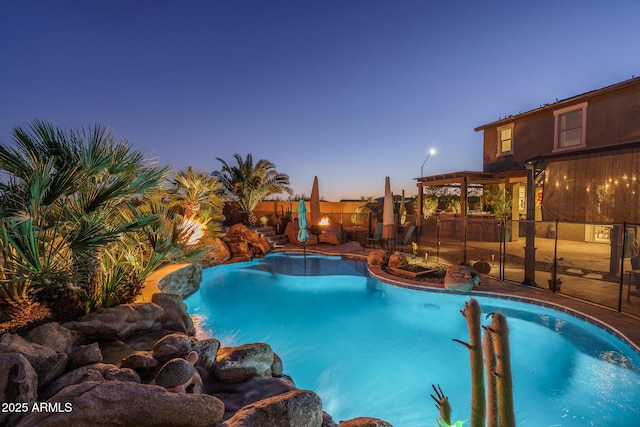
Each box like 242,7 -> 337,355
185,253 -> 640,426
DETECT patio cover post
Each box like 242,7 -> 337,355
460,176 -> 467,219
523,162 -> 537,285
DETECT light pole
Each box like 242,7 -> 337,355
418,148 -> 436,218
420,148 -> 436,177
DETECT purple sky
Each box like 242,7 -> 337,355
2,1 -> 639,201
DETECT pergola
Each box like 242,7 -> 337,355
416,168 -> 536,285
415,170 -> 527,216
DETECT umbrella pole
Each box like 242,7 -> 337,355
304,242 -> 307,269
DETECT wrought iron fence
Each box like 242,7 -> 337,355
235,208 -> 640,317
409,214 -> 639,318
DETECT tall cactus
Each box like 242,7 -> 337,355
487,312 -> 516,427
453,298 -> 486,427
434,298 -> 516,427
483,320 -> 497,426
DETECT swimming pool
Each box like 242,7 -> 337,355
185,253 -> 640,426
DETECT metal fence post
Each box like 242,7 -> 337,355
463,215 -> 467,264
618,222 -> 627,312
436,216 -> 441,263
552,219 -> 559,293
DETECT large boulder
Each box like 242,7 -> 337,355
67,342 -> 103,370
221,389 -> 323,427
257,235 -> 272,255
39,363 -> 140,401
323,412 -> 339,427
387,251 -> 408,268
156,262 -> 202,298
227,223 -> 248,236
0,334 -> 67,389
17,381 -> 225,427
63,302 -> 164,340
25,323 -> 78,354
121,350 -> 159,382
271,352 -> 284,376
238,225 -> 261,245
152,333 -> 195,364
225,224 -> 273,257
444,264 -> 476,291
151,293 -> 196,336
216,237 -> 232,262
0,353 -> 38,426
192,338 -> 220,371
367,249 -> 387,267
207,377 -> 296,421
203,237 -> 232,267
215,343 -> 274,383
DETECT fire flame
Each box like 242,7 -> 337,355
319,216 -> 330,225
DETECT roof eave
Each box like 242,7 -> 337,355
474,76 -> 640,132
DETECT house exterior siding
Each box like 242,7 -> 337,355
476,77 -> 640,224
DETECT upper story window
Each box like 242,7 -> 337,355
554,102 -> 587,151
497,123 -> 514,156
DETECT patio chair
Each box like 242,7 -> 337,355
627,255 -> 640,302
366,223 -> 384,249
392,225 -> 416,252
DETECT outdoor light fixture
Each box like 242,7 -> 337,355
421,148 -> 437,177
182,218 -> 205,245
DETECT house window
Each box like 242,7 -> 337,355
554,102 -> 587,151
497,123 -> 513,156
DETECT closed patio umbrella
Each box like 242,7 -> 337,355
383,176 -> 395,243
310,176 -> 321,227
296,199 -> 309,268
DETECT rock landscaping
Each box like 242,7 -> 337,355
0,291 -> 392,427
368,248 -> 481,291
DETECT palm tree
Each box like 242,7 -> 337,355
91,193 -> 205,310
214,153 -> 293,224
65,124 -> 169,297
0,120 -> 169,315
165,166 -> 226,244
169,166 -> 224,218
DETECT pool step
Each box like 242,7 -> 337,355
250,226 -> 289,248
270,236 -> 289,247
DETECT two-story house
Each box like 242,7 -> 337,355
475,76 -> 640,232
416,76 -> 640,283
417,77 -> 640,238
